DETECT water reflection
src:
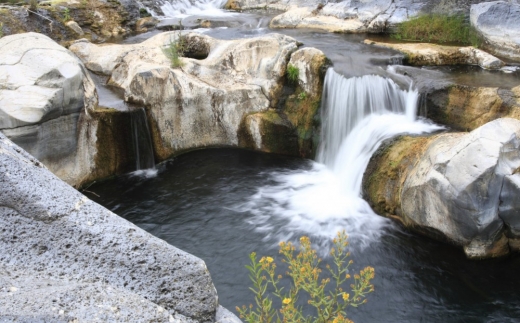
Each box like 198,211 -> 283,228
85,149 -> 520,323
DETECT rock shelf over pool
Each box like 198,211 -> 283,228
364,118 -> 520,259
69,32 -> 315,161
0,132 -> 242,323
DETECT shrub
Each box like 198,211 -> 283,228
62,7 -> 70,21
28,0 -> 38,11
139,8 -> 151,18
287,64 -> 299,84
237,231 -> 375,323
393,14 -> 482,47
162,34 -> 186,68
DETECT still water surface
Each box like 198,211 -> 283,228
85,148 -> 520,323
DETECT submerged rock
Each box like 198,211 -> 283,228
471,1 -> 520,62
364,118 -> 520,259
0,132 -> 220,322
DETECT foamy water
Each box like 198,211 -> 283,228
159,0 -> 235,18
237,69 -> 442,249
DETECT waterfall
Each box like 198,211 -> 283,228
317,70 -> 418,168
130,108 -> 156,172
158,0 -> 230,17
317,68 -> 439,196
239,68 -> 442,247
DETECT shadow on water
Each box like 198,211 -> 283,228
85,148 -> 520,323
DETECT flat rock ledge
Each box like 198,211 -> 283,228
364,118 -> 520,259
364,40 -> 505,69
0,132 -> 243,322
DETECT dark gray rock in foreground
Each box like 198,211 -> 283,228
0,132 -> 221,322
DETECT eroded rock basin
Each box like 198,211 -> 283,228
85,148 -> 520,323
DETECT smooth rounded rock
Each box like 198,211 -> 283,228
471,1 -> 520,61
401,118 -> 520,258
0,33 -> 96,129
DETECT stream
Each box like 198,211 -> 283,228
87,6 -> 520,323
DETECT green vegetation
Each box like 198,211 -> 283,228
287,64 -> 299,84
162,33 -> 186,68
237,231 -> 375,323
162,22 -> 187,68
393,14 -> 482,47
298,91 -> 307,101
139,8 -> 151,18
62,7 -> 70,21
28,0 -> 38,11
0,23 -> 3,38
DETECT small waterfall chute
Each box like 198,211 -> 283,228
130,108 -> 156,175
156,0 -> 232,18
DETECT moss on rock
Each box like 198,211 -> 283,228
80,108 -> 136,186
283,91 -> 321,158
362,135 -> 438,223
426,85 -> 520,131
238,110 -> 299,156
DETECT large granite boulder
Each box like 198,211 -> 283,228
364,118 -> 520,258
0,33 -> 101,187
70,32 -> 300,161
471,1 -> 520,62
0,132 -> 222,322
0,32 -> 97,129
0,33 -> 150,188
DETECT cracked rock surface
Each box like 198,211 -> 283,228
70,32 -> 299,161
0,132 -> 220,322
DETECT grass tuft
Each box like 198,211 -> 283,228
287,64 -> 299,84
393,14 -> 482,47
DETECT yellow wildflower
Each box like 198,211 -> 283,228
282,298 -> 291,305
342,293 -> 350,301
266,257 -> 274,263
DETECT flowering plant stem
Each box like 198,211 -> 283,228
237,231 -> 375,323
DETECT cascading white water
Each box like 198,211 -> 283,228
130,108 -> 157,177
159,0 -> 231,18
317,70 -> 418,169
238,68 -> 442,248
